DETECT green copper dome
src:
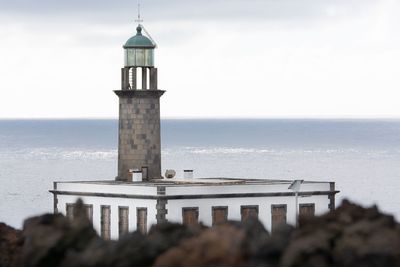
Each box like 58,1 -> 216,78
123,25 -> 156,48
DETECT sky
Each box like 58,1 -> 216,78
1,0 -> 400,118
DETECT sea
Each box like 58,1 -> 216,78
1,119 -> 400,228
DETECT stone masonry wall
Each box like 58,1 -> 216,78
115,90 -> 164,181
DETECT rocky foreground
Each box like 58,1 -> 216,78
1,200 -> 400,267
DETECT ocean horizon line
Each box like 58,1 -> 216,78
1,117 -> 400,121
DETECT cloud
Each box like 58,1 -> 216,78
0,0 -> 376,23
1,0 -> 400,118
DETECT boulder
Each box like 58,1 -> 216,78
19,199 -> 99,267
9,199 -> 400,267
281,200 -> 400,267
0,223 -> 22,267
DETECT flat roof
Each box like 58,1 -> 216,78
55,177 -> 332,187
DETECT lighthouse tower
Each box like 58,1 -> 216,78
115,24 -> 164,181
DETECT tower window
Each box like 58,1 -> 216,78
101,205 -> 111,240
182,207 -> 199,226
212,206 -> 228,226
137,208 -> 147,234
271,204 -> 287,232
241,205 -> 259,222
119,206 -> 129,238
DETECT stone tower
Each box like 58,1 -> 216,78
115,25 -> 164,181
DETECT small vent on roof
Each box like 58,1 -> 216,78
128,169 -> 142,182
183,170 -> 194,180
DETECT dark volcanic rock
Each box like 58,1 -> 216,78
152,224 -> 247,267
251,224 -> 294,267
100,222 -> 201,267
152,219 -> 270,267
58,222 -> 199,267
19,199 -> 99,267
281,200 -> 400,267
8,199 -> 400,267
0,223 -> 22,267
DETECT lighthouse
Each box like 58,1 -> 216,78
115,24 -> 164,181
51,20 -> 338,240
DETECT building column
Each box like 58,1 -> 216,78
149,68 -> 158,90
121,67 -> 130,90
131,67 -> 137,90
142,67 -> 147,89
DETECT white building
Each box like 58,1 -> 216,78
50,23 -> 338,239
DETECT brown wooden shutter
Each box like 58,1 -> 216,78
182,208 -> 199,226
271,204 -> 287,232
299,203 -> 315,218
84,205 -> 93,223
119,207 -> 129,238
101,206 -> 111,240
66,204 -> 75,222
137,208 -> 147,234
212,206 -> 228,226
241,205 -> 259,222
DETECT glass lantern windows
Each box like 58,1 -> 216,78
124,48 -> 154,67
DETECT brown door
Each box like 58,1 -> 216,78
182,208 -> 199,226
84,205 -> 93,223
299,204 -> 315,218
137,208 -> 147,234
101,206 -> 111,240
212,207 -> 228,226
66,204 -> 75,222
241,206 -> 259,222
271,205 -> 287,232
119,207 -> 129,237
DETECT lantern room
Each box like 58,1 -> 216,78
123,25 -> 155,67
121,24 -> 158,90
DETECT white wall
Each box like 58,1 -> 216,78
55,181 -> 331,197
167,194 -> 330,232
56,182 -> 158,196
54,180 -> 333,237
165,182 -> 331,196
57,195 -> 157,239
